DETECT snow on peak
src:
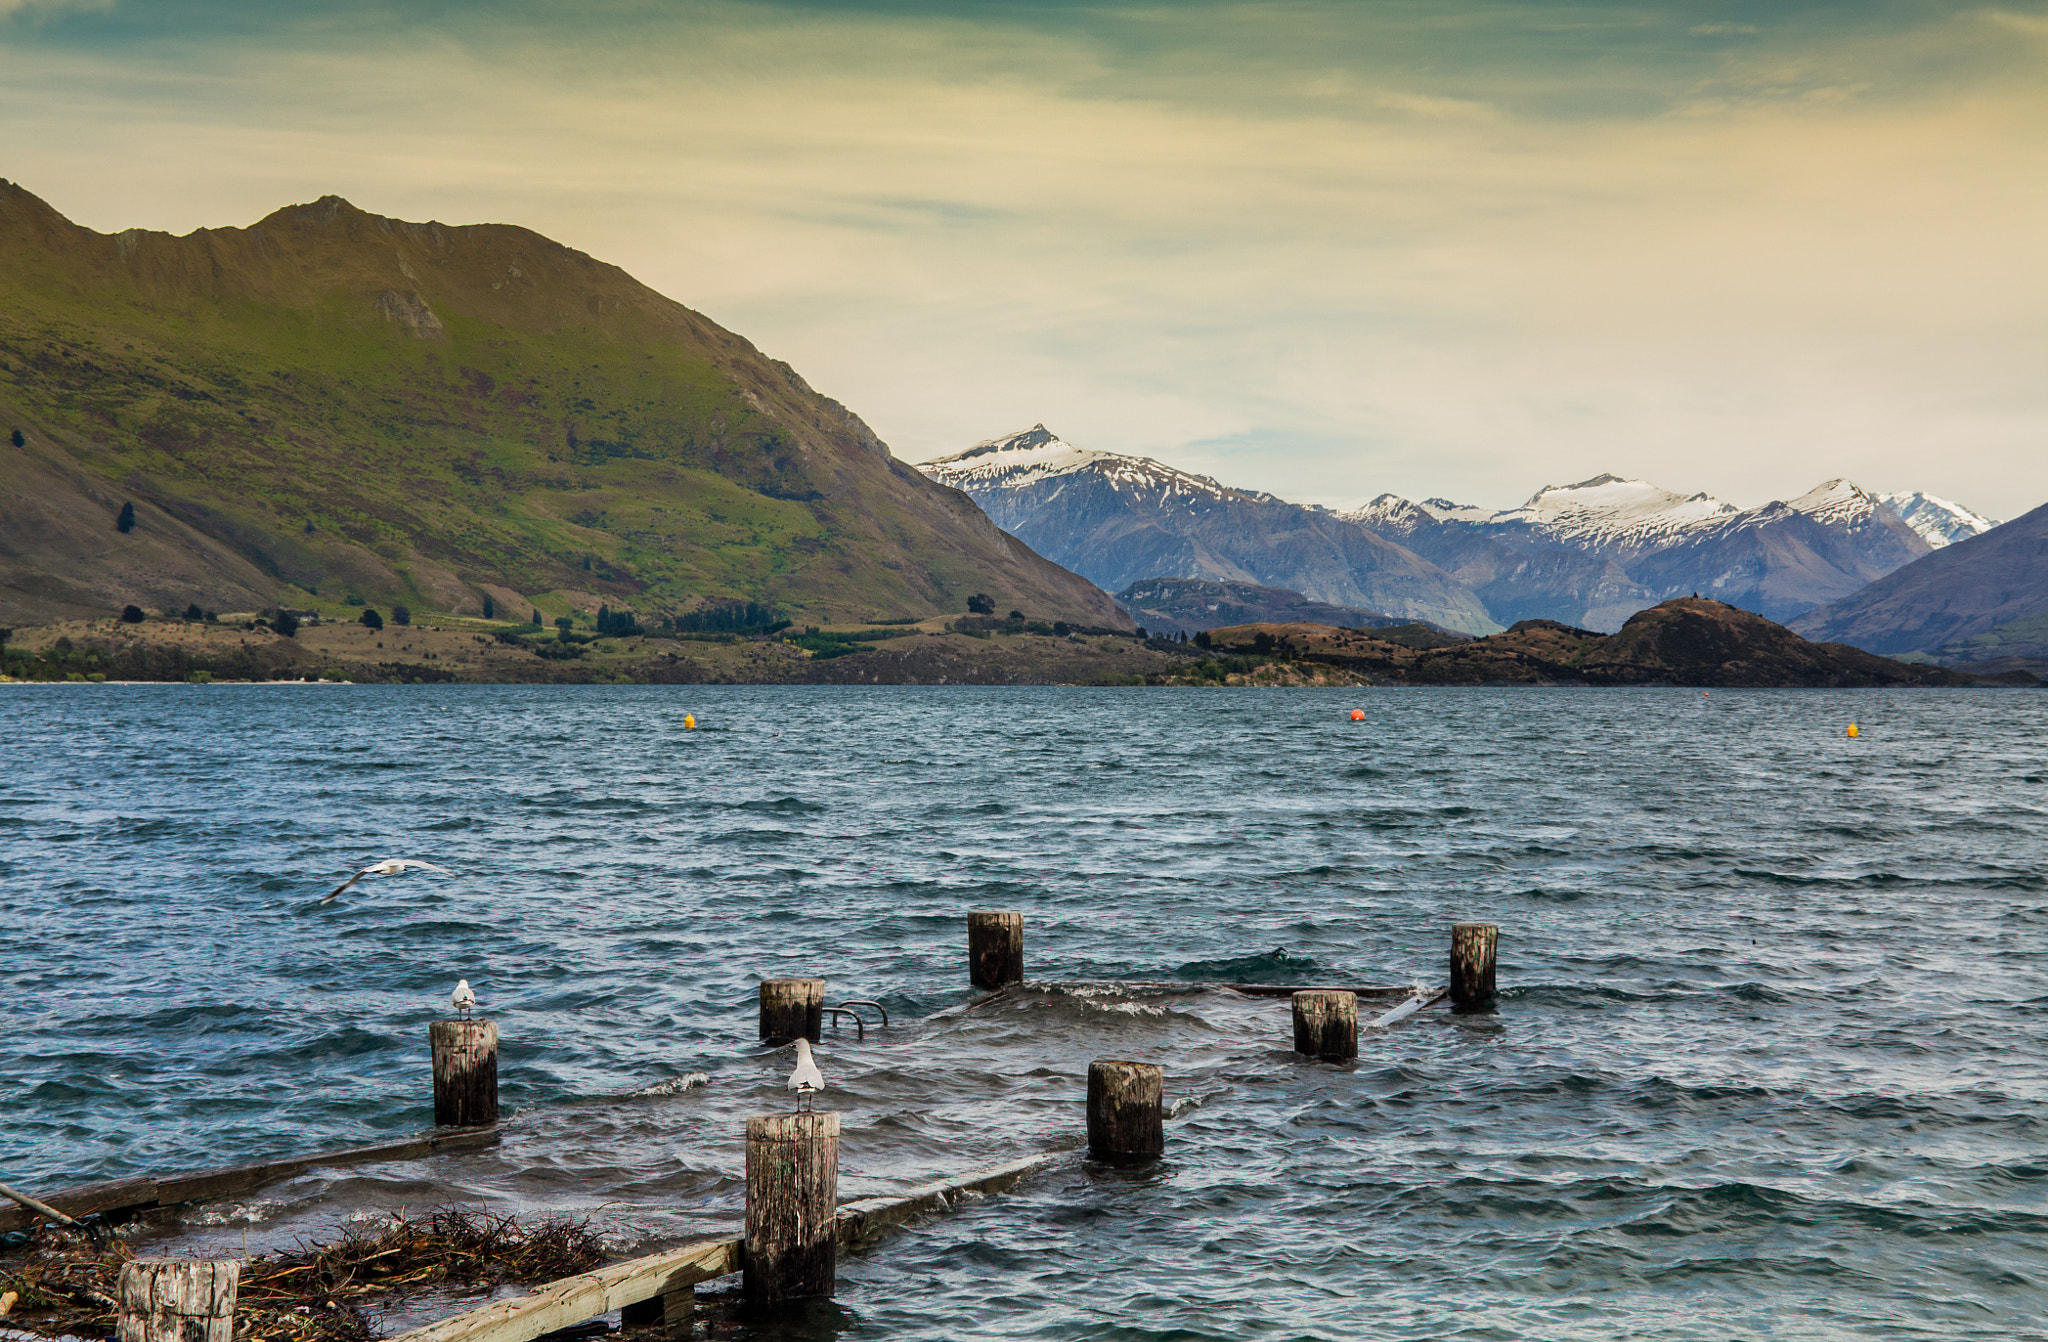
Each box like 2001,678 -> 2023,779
1876,491 -> 1999,548
921,424 -> 1108,485
920,426 -> 1246,504
1498,474 -> 1737,548
1784,478 -> 1881,527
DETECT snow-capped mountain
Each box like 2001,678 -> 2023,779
1876,491 -> 1999,548
925,428 -> 2002,633
1344,475 -> 1996,626
921,427 -> 1499,633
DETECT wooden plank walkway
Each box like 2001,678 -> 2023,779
387,1152 -> 1057,1342
0,1127 -> 503,1234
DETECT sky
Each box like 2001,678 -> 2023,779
2,1 -> 2044,514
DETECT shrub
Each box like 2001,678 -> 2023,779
116,502 -> 136,533
10,429 -> 22,447
184,603 -> 203,620
120,605 -> 145,623
205,610 -> 218,622
1053,621 -> 1071,637
360,608 -> 384,631
392,604 -> 412,626
271,610 -> 300,638
1008,610 -> 1024,621
187,670 -> 212,684
966,593 -> 995,615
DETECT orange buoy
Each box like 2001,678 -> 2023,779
1350,709 -> 1365,721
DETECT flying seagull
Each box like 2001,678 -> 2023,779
321,858 -> 454,905
451,979 -> 476,1017
787,1037 -> 825,1111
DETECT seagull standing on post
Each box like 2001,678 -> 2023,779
320,858 -> 455,905
451,979 -> 476,1018
787,1037 -> 824,1111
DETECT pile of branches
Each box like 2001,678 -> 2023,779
1,1210 -> 605,1342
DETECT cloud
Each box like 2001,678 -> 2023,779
2,0 -> 2045,512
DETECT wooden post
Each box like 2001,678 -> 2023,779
967,909 -> 1024,989
1291,990 -> 1358,1059
1086,1060 -> 1163,1160
1451,922 -> 1499,1006
758,979 -> 824,1045
744,1112 -> 839,1308
117,1259 -> 239,1342
429,1019 -> 498,1127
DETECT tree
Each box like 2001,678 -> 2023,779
481,594 -> 495,619
120,605 -> 145,623
391,604 -> 412,626
1194,630 -> 1212,648
531,609 -> 542,627
1008,610 -> 1024,621
966,593 -> 995,615
272,610 -> 300,638
9,429 -> 22,448
360,608 -> 384,630
116,502 -> 136,533
185,604 -> 203,620
555,616 -> 573,639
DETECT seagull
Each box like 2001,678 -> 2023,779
320,858 -> 454,905
451,979 -> 476,1017
787,1037 -> 825,1111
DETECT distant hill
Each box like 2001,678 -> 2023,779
0,183 -> 1124,628
1788,499 -> 2048,670
920,426 -> 1500,635
1112,577 -> 1434,638
1204,597 -> 1972,687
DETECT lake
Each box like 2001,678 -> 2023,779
5,684 -> 2045,1340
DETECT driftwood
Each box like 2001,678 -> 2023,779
386,1152 -> 1056,1342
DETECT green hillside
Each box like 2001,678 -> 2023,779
0,183 -> 1125,628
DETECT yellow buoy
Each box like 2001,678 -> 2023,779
685,713 -> 697,730
1846,722 -> 1859,738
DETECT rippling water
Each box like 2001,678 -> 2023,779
5,684 -> 2046,1340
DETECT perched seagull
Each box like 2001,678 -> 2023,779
787,1037 -> 825,1111
320,858 -> 454,905
451,979 -> 477,1018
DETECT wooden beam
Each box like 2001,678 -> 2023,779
0,1127 -> 502,1233
385,1152 -> 1058,1342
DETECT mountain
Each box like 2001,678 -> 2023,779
1203,597 -> 1969,687
1343,475 -> 1990,629
1788,498 -> 2048,669
920,426 -> 1501,634
1112,577 -> 1425,639
0,182 -> 1124,628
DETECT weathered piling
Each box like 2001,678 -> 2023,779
1086,1060 -> 1164,1160
744,1112 -> 840,1308
429,1020 -> 499,1127
1450,922 -> 1499,1006
1291,989 -> 1358,1059
116,1259 -> 239,1342
758,979 -> 825,1045
967,910 -> 1024,989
